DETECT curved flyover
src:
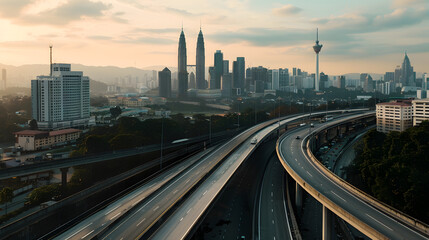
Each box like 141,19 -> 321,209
277,112 -> 429,240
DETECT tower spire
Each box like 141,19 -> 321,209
49,44 -> 53,76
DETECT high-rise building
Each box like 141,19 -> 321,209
31,63 -> 90,130
223,60 -> 229,74
376,100 -> 412,133
400,53 -> 415,87
1,69 -> 6,90
271,69 -> 279,90
313,29 -> 323,91
189,72 -> 196,89
178,29 -> 188,98
279,68 -> 289,91
232,57 -> 245,93
364,74 -> 374,92
221,73 -> 232,98
319,72 -> 328,90
412,99 -> 429,126
158,67 -> 171,98
384,72 -> 394,82
360,73 -> 368,88
394,66 -> 401,84
214,50 -> 223,89
208,67 -> 216,89
422,73 -> 429,90
196,28 -> 205,89
248,66 -> 268,93
336,76 -> 346,89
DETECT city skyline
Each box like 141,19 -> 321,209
0,0 -> 428,75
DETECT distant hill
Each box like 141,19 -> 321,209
0,63 -> 173,88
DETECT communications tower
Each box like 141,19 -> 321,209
313,28 -> 323,91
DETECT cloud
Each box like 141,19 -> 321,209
4,0 -> 111,25
393,0 -> 426,7
0,0 -> 34,18
164,7 -> 199,17
272,4 -> 302,16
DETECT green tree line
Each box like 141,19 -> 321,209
354,123 -> 429,222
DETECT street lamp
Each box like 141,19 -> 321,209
209,114 -> 212,145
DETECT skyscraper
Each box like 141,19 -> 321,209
313,28 -> 323,91
196,28 -> 205,89
279,68 -> 289,91
32,63 -> 90,130
214,50 -> 223,89
158,67 -> 171,98
233,57 -> 245,93
223,60 -> 229,74
178,28 -> 188,98
272,69 -> 279,90
400,53 -> 415,87
189,72 -> 196,89
384,72 -> 394,82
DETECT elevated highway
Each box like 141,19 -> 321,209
277,112 -> 429,239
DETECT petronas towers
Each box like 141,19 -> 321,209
196,29 -> 205,89
177,27 -> 205,98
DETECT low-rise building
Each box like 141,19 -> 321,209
14,129 -> 81,151
376,100 -> 413,133
412,98 -> 429,126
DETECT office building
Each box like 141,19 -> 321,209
412,98 -> 429,126
214,50 -> 223,89
189,72 -> 196,89
279,68 -> 289,91
31,63 -> 90,130
196,28 -> 205,89
208,67 -> 216,89
221,73 -> 232,98
271,69 -> 279,90
319,72 -> 328,90
223,60 -> 229,74
384,72 -> 394,82
364,74 -> 374,92
232,57 -> 245,93
14,129 -> 81,151
376,100 -> 412,133
336,76 -> 346,89
400,53 -> 415,87
422,74 -> 429,90
178,28 -> 188,98
158,67 -> 171,98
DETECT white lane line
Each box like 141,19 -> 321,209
307,171 -> 313,177
187,208 -> 192,214
203,190 -> 208,196
64,223 -> 93,240
271,192 -> 273,197
105,205 -> 120,215
110,212 -> 121,220
81,230 -> 94,239
180,217 -> 184,221
173,189 -> 178,194
136,218 -> 146,226
186,179 -> 190,184
366,213 -> 393,231
153,206 -> 159,211
330,190 -> 347,202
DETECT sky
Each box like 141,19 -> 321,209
0,0 -> 428,75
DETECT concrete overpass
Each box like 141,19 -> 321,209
277,112 -> 429,239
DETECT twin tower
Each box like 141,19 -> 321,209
178,28 -> 205,98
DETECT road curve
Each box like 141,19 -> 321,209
277,113 -> 429,240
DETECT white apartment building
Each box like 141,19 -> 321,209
376,100 -> 413,133
31,63 -> 90,130
412,98 -> 429,126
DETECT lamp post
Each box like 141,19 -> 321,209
209,114 -> 212,145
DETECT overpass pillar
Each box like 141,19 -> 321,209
60,167 -> 69,187
322,205 -> 332,240
295,183 -> 302,211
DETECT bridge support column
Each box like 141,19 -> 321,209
322,205 -> 332,240
295,183 -> 302,211
60,167 -> 69,187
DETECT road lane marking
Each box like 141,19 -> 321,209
203,190 -> 208,196
105,205 -> 120,215
307,171 -> 313,177
64,223 -> 93,240
153,206 -> 159,211
136,218 -> 146,226
330,191 -> 347,202
81,230 -> 94,239
173,189 -> 178,194
366,213 -> 393,231
110,212 -> 121,220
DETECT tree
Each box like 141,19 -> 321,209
29,119 -> 38,130
0,187 -> 14,214
110,106 -> 122,119
26,184 -> 61,206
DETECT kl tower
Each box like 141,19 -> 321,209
313,28 -> 323,91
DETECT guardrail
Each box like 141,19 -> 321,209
305,114 -> 429,236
